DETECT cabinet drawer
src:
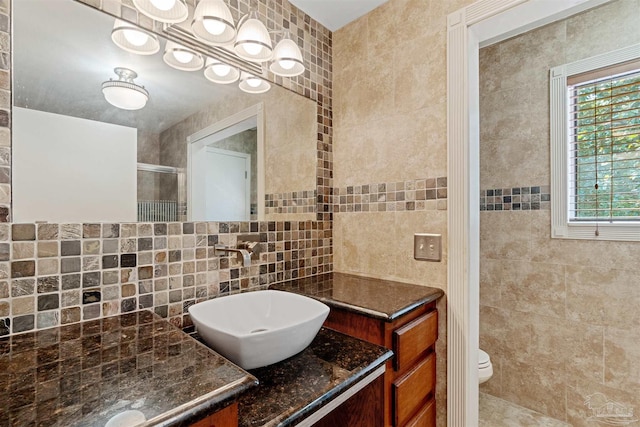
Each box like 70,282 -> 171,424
393,310 -> 437,372
404,398 -> 436,427
392,354 -> 436,426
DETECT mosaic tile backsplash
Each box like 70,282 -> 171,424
480,185 -> 550,211
0,220 -> 331,336
333,177 -> 448,213
265,190 -> 317,215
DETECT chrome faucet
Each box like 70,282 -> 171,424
215,244 -> 252,267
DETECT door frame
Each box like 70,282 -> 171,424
187,103 -> 265,221
446,0 -> 611,425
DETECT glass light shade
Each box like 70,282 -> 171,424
204,58 -> 239,84
102,68 -> 149,110
239,72 -> 270,94
111,19 -> 160,55
150,0 -> 176,10
132,0 -> 188,23
191,0 -> 236,45
163,41 -> 204,71
234,12 -> 273,62
269,35 -> 304,77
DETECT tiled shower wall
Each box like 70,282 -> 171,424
0,0 -> 333,336
479,1 -> 640,425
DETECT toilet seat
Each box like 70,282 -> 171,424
478,349 -> 493,384
479,349 -> 491,367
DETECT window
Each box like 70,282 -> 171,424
550,44 -> 640,241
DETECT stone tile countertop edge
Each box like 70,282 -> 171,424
270,272 -> 445,321
234,327 -> 394,427
0,310 -> 258,427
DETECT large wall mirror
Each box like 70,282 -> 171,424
12,0 -> 318,223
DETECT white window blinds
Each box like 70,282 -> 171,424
567,62 -> 640,223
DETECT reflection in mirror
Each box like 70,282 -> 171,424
12,0 -> 317,223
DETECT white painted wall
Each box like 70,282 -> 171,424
13,107 -> 137,223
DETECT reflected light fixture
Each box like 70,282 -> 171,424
234,11 -> 273,62
270,31 -> 304,77
239,72 -> 270,94
102,68 -> 149,110
111,19 -> 160,55
132,0 -> 188,23
191,0 -> 236,45
163,41 -> 204,71
204,58 -> 239,84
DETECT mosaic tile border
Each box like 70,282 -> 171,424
0,220 -> 332,336
480,185 -> 550,211
333,177 -> 448,213
265,190 -> 317,215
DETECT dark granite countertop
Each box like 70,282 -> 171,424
0,311 -> 257,427
270,272 -> 444,321
234,327 -> 393,427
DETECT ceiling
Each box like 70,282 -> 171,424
289,0 -> 389,31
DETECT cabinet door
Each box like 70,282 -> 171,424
392,354 -> 436,426
392,310 -> 437,372
404,399 -> 436,427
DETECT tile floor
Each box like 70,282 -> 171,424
480,393 -> 571,427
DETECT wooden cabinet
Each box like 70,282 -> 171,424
324,302 -> 438,427
190,403 -> 238,427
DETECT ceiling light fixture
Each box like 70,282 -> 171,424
269,31 -> 304,77
132,0 -> 188,23
111,19 -> 160,55
102,67 -> 149,110
204,58 -> 239,84
191,0 -> 236,45
234,11 -> 273,62
163,41 -> 204,71
238,71 -> 270,94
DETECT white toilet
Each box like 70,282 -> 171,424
478,349 -> 493,384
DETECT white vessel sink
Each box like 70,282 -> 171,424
188,290 -> 330,369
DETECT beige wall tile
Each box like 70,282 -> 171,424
604,327 -> 640,396
479,258 -> 502,307
480,211 -> 531,261
501,358 -> 567,420
566,266 -> 640,329
500,262 -> 565,319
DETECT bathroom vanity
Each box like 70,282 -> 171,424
0,309 -> 392,427
271,273 -> 444,427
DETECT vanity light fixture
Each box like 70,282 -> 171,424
238,71 -> 271,94
163,41 -> 204,71
204,58 -> 239,84
269,31 -> 304,77
234,11 -> 273,62
132,0 -> 188,23
111,19 -> 160,55
102,67 -> 149,110
191,0 -> 236,45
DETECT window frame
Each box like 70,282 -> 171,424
550,43 -> 640,241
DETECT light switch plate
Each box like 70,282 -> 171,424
414,233 -> 442,262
